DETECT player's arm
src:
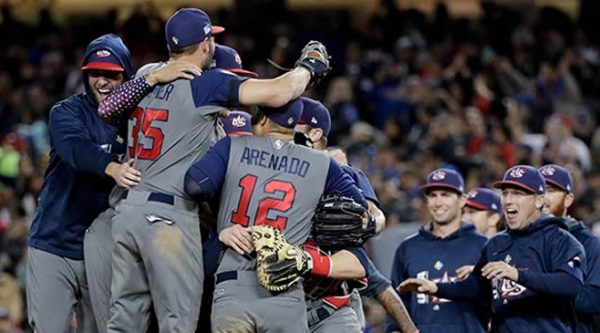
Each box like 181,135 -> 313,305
303,242 -> 365,279
184,136 -> 230,201
238,41 -> 329,107
501,233 -> 585,298
49,104 -> 126,178
342,165 -> 386,234
99,61 -> 201,124
574,237 -> 600,313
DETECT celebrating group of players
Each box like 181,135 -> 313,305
23,5 -> 600,333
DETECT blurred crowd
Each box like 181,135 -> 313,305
1,0 -> 600,331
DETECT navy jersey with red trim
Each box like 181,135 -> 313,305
387,223 -> 488,333
342,165 -> 380,206
436,216 -> 585,333
567,218 -> 600,333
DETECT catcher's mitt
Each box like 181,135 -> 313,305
252,225 -> 310,292
311,195 -> 376,250
295,40 -> 331,83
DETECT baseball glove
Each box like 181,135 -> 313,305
295,40 -> 331,83
311,195 -> 376,250
252,225 -> 310,292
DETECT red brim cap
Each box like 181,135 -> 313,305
212,26 -> 225,34
492,180 -> 536,193
228,68 -> 258,78
227,131 -> 252,136
81,62 -> 125,72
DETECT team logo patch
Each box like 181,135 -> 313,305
509,167 -> 525,178
467,190 -> 478,199
434,260 -> 444,271
540,166 -> 555,176
491,203 -> 498,210
203,24 -> 211,35
431,170 -> 447,181
234,53 -> 242,65
231,115 -> 247,128
172,36 -> 179,45
274,139 -> 283,150
287,117 -> 294,125
311,116 -> 318,125
96,50 -> 111,57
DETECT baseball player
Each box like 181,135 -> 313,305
295,97 -> 417,333
388,168 -> 488,333
400,165 -> 586,333
26,34 -> 138,333
84,59 -> 203,333
184,98 -> 367,333
463,187 -> 503,237
540,164 -> 600,333
99,8 -> 331,332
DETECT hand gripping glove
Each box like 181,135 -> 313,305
295,40 -> 331,83
311,195 -> 376,250
252,225 -> 310,292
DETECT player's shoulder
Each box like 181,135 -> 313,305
135,62 -> 164,78
49,93 -> 88,119
399,231 -> 422,248
193,68 -> 241,83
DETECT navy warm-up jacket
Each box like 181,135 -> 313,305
435,216 -> 586,333
28,34 -> 133,260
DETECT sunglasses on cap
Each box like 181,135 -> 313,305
87,70 -> 124,80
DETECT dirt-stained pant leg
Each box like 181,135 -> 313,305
212,272 -> 309,333
27,247 -> 97,333
108,201 -> 203,333
84,208 -> 115,333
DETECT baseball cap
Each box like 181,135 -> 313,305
165,8 -> 225,51
465,188 -> 501,214
261,99 -> 304,129
420,168 -> 465,194
298,97 -> 331,137
81,49 -> 124,72
539,164 -> 573,193
492,165 -> 545,194
212,44 -> 258,78
223,111 -> 253,136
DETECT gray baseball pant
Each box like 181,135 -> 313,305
26,246 -> 97,333
107,191 -> 203,333
306,298 -> 361,333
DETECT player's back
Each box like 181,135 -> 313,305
217,135 -> 331,272
127,63 -> 226,198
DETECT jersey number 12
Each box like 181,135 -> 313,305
231,174 -> 296,230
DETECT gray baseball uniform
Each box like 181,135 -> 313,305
306,298 -> 361,333
107,63 -> 242,332
210,136 -> 330,333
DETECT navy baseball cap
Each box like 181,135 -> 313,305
81,49 -> 124,72
465,188 -> 501,214
298,97 -> 331,137
165,8 -> 225,51
212,44 -> 258,78
493,165 -> 545,194
223,111 -> 252,136
539,164 -> 573,193
262,99 -> 304,129
420,168 -> 465,194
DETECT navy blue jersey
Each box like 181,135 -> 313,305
387,223 -> 488,333
29,34 -> 131,259
567,218 -> 600,333
436,216 -> 585,333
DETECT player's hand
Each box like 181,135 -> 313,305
456,265 -> 475,280
219,224 -> 254,255
146,60 -> 202,86
398,278 -> 438,294
105,159 -> 142,188
481,261 -> 518,281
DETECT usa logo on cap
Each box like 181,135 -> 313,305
540,166 -> 555,176
231,115 -> 247,128
96,50 -> 111,57
509,167 -> 525,178
431,170 -> 447,181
